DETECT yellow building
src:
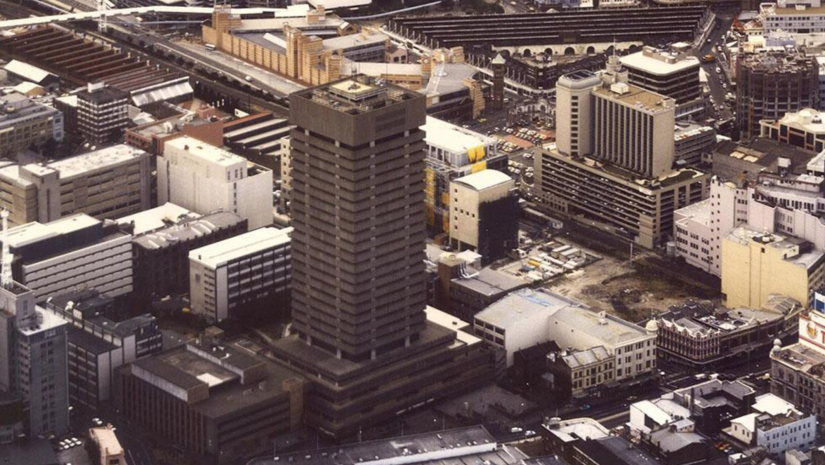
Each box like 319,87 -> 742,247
722,227 -> 825,309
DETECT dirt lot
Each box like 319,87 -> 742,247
543,233 -> 721,323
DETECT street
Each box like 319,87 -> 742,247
692,13 -> 735,123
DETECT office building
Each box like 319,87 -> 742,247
116,202 -> 199,236
422,116 -> 507,237
449,170 -> 519,265
272,76 -> 493,438
771,290 -> 825,422
44,290 -> 162,409
535,148 -> 708,248
116,338 -> 305,464
621,46 -> 703,120
77,82 -> 129,146
655,297 -> 801,370
763,0 -> 825,35
159,136 -> 273,230
592,76 -> 676,179
125,105 -> 223,156
674,123 -> 716,167
132,211 -> 247,303
537,62 -> 708,249
1,214 -> 132,302
555,70 -> 602,158
736,52 -> 819,140
710,138 -> 817,183
0,145 -> 151,227
722,228 -> 825,309
0,218 -> 70,438
725,394 -> 816,457
0,92 -> 64,158
89,425 -> 126,465
761,107 -> 825,153
474,288 -> 657,382
189,227 -> 292,323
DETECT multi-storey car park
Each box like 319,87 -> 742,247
387,6 -> 710,53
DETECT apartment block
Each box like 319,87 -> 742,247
159,136 -> 273,230
0,92 -> 64,158
189,227 -> 292,323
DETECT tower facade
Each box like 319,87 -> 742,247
491,53 -> 505,111
289,77 -> 428,362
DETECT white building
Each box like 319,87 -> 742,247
474,288 -> 657,382
189,227 -> 292,323
423,116 -> 499,168
763,0 -> 825,35
2,214 -> 133,302
726,394 -> 816,457
159,136 -> 273,230
674,177 -> 749,276
629,397 -> 693,435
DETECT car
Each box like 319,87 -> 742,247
510,427 -> 523,433
92,417 -> 103,426
580,404 -> 591,410
244,75 -> 253,82
525,430 -> 536,436
715,67 -> 721,74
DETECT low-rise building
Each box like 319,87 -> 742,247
0,145 -> 152,227
1,214 -> 133,302
189,227 -> 292,323
449,170 -> 519,265
89,425 -> 126,465
132,211 -> 248,303
761,108 -> 825,153
547,346 -> 614,399
432,251 -> 528,322
656,297 -> 801,370
629,379 -> 756,437
771,289 -> 825,422
159,136 -> 273,230
474,288 -> 656,383
725,394 -> 816,457
115,337 -> 305,464
0,92 -> 64,158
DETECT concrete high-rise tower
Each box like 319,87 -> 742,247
490,53 -> 505,111
289,77 -> 428,361
273,76 -> 493,438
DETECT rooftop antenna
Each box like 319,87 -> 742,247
1,210 -> 12,289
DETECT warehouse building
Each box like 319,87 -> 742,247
189,227 -> 292,323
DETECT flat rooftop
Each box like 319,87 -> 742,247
453,169 -> 513,191
295,75 -> 420,116
89,426 -> 124,457
165,136 -> 246,168
117,203 -> 199,236
593,81 -> 673,114
725,226 -> 824,269
621,48 -> 700,76
452,267 -> 526,297
423,116 -> 496,155
250,426 -> 504,465
45,144 -> 147,179
18,307 -> 67,336
475,288 -> 589,330
189,227 -> 291,268
3,214 -> 99,249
